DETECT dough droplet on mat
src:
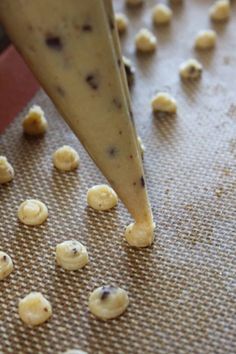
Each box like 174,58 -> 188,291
0,252 -> 14,281
89,285 -> 129,320
53,145 -> 80,172
18,292 -> 52,326
152,4 -> 172,25
17,199 -> 48,226
135,28 -> 157,53
125,221 -> 156,247
0,156 -> 14,184
56,240 -> 89,271
115,13 -> 128,34
151,92 -> 177,114
209,0 -> 230,21
179,58 -> 203,80
194,30 -> 217,50
23,105 -> 48,135
87,184 -> 118,211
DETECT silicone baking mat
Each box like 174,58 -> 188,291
0,0 -> 236,353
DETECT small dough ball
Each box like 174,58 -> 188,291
125,221 -> 155,247
126,0 -> 143,6
87,184 -> 118,211
179,58 -> 203,80
209,0 -> 230,21
152,4 -> 172,25
18,199 -> 48,226
18,292 -> 52,326
23,105 -> 48,135
115,13 -> 128,34
89,285 -> 129,320
56,240 -> 89,271
195,30 -> 217,50
135,28 -> 157,53
0,252 -> 13,280
137,136 -> 145,158
151,92 -> 177,114
123,56 -> 135,87
53,145 -> 79,172
0,156 -> 14,184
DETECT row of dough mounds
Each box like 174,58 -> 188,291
1,103 -> 151,249
114,1 -> 231,118
0,1 -> 232,352
1,243 -> 128,326
116,0 -> 230,53
1,103 -> 132,335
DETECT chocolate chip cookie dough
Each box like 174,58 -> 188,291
23,105 -> 48,135
18,292 -> 52,326
87,184 -> 118,211
89,286 -> 129,320
0,156 -> 14,184
56,240 -> 89,271
0,252 -> 13,280
17,199 -> 48,226
53,146 -> 80,172
0,0 -> 154,228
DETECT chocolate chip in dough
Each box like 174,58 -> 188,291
108,17 -> 115,31
140,176 -> 145,187
108,146 -> 118,158
85,73 -> 99,90
82,24 -> 93,32
56,86 -> 65,96
45,36 -> 62,50
112,98 -> 122,109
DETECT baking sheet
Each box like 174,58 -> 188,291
0,0 -> 236,353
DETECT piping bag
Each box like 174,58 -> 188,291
0,0 -> 154,245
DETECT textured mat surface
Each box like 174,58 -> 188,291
0,0 -> 236,353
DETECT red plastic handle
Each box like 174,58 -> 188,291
0,45 -> 39,133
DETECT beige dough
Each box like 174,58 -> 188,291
17,199 -> 48,226
53,145 -> 80,172
0,251 -> 13,280
18,292 -> 52,326
152,4 -> 172,25
135,28 -> 157,53
137,136 -> 145,158
0,156 -> 14,184
56,240 -> 89,271
195,30 -> 217,50
123,56 -> 135,87
209,0 -> 230,21
151,92 -> 177,113
23,105 -> 48,135
87,184 -> 118,211
125,221 -> 156,247
115,13 -> 128,34
179,58 -> 202,80
89,285 -> 129,320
